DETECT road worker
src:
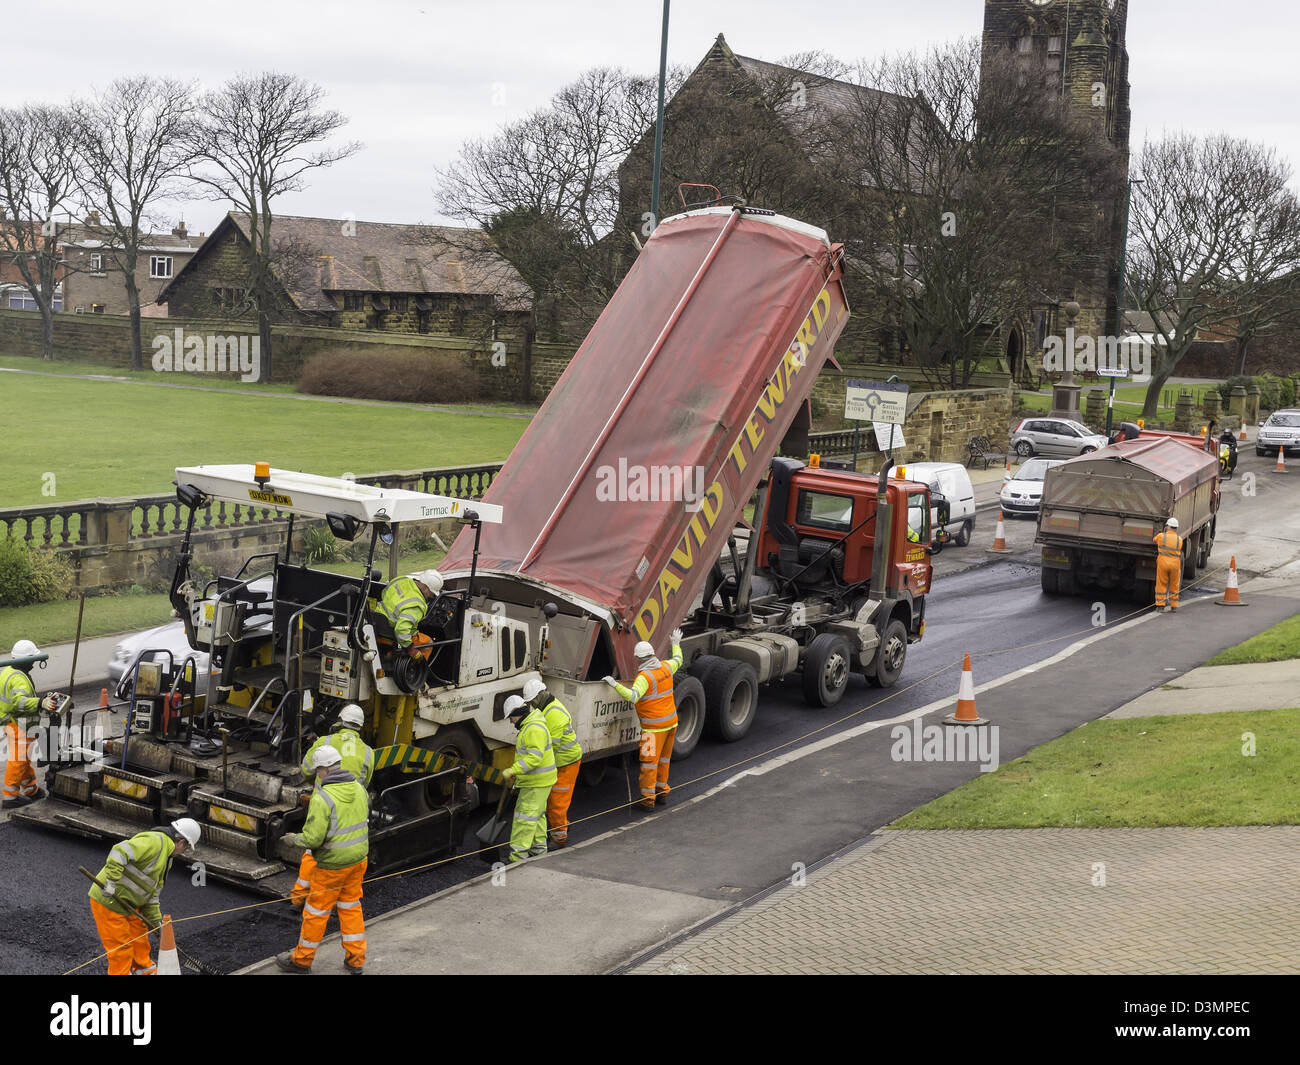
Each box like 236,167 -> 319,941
88,818 -> 201,975
277,745 -> 369,974
521,677 -> 582,848
603,629 -> 683,810
376,569 -> 442,652
1,639 -> 59,807
501,694 -> 556,862
292,703 -> 374,909
1153,517 -> 1184,613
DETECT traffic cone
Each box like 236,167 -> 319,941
944,653 -> 988,726
1238,422 -> 1248,443
1275,449 -> 1286,474
1216,556 -> 1248,607
989,511 -> 1011,553
157,914 -> 181,975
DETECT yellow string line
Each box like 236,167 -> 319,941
63,563 -> 1232,974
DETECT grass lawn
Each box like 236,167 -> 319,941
0,592 -> 173,647
0,370 -> 529,507
890,709 -> 1300,829
316,546 -> 447,579
1207,612 -> 1300,666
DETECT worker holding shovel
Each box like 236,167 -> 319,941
501,695 -> 556,862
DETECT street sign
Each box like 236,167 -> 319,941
1097,365 -> 1129,378
845,379 -> 909,424
873,422 -> 906,451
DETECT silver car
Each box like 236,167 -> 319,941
1255,410 -> 1300,457
1011,417 -> 1108,458
999,458 -> 1065,517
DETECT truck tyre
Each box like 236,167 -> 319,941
579,760 -> 607,787
416,724 -> 484,812
1182,544 -> 1197,581
1195,531 -> 1209,570
802,633 -> 853,707
670,675 -> 706,761
867,619 -> 908,689
954,519 -> 973,547
1041,566 -> 1060,595
1133,579 -> 1155,605
703,660 -> 759,742
689,654 -> 727,688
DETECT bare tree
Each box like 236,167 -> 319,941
841,38 -> 1123,386
187,72 -> 360,381
0,105 -> 82,360
73,76 -> 196,370
1126,134 -> 1300,417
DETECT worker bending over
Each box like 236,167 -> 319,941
292,703 -> 374,909
88,818 -> 201,975
604,629 -> 683,810
376,569 -> 442,652
278,745 -> 369,974
521,678 -> 582,848
1153,517 -> 1184,613
502,694 -> 556,862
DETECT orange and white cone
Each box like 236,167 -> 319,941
1275,449 -> 1286,474
1238,422 -> 1248,443
944,653 -> 988,726
158,914 -> 181,975
1216,556 -> 1247,607
989,511 -> 1011,553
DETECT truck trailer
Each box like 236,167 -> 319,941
15,205 -> 945,890
1036,429 -> 1221,601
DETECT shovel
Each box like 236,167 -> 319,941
475,784 -> 515,860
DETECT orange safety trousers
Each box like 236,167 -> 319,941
547,761 -> 580,843
292,858 -> 366,969
90,897 -> 155,976
1155,556 -> 1182,608
290,852 -> 317,908
638,728 -> 675,809
2,721 -> 38,801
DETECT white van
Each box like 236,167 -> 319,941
896,462 -> 977,546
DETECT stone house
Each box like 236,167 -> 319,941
60,214 -> 203,316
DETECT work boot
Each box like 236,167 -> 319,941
275,952 -> 311,974
1,795 -> 34,809
655,793 -> 669,806
549,837 -> 567,850
1171,605 -> 1179,612
343,962 -> 364,975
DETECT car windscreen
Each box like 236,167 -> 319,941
1267,414 -> 1300,427
1016,459 -> 1052,481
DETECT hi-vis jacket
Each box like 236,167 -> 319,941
541,697 -> 582,768
301,727 -> 374,785
88,830 -> 176,926
298,769 -> 369,869
377,577 -> 428,648
511,708 -> 557,788
1154,529 -> 1184,560
613,642 -> 683,732
0,667 -> 40,728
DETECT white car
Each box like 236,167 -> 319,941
108,622 -> 211,689
1000,458 -> 1066,518
897,462 -> 977,545
1255,410 -> 1300,457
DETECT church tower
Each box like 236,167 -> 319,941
981,0 -> 1132,342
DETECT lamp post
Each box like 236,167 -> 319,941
649,1 -> 670,234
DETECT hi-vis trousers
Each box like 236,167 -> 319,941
638,727 -> 675,809
291,858 -> 367,970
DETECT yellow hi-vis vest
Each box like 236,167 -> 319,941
301,727 -> 374,785
377,577 -> 428,648
541,697 -> 582,768
300,770 -> 370,869
88,830 -> 176,926
512,708 -> 557,788
0,666 -> 40,727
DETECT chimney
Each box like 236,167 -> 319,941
86,209 -> 100,226
172,219 -> 188,239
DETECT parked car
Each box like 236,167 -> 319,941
1000,457 -> 1066,517
1255,409 -> 1300,457
1010,418 -> 1108,458
108,622 -> 211,690
898,462 -> 977,546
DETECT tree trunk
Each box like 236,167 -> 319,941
125,275 -> 144,371
1141,364 -> 1176,419
1236,336 -> 1249,377
258,307 -> 273,384
41,302 -> 54,361
521,313 -> 536,403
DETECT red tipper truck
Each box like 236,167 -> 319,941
438,205 -> 945,761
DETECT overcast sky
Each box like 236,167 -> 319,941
7,0 -> 1297,237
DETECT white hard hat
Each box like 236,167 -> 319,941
504,694 -> 528,718
521,678 -> 546,702
313,745 -> 343,770
11,639 -> 40,659
1166,518 -> 1180,529
171,818 -> 201,849
410,570 -> 443,595
634,641 -> 656,661
339,704 -> 365,729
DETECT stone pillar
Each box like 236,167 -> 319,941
1244,380 -> 1261,425
1201,389 -> 1221,423
1084,389 -> 1106,428
1173,391 -> 1195,433
1227,385 -> 1247,423
1049,301 -> 1084,421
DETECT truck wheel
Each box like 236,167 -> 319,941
689,654 -> 727,687
802,633 -> 853,707
867,619 -> 908,689
1195,533 -> 1209,570
671,675 -> 706,761
579,760 -> 607,787
954,520 -> 973,547
416,725 -> 484,812
1041,566 -> 1060,595
1133,579 -> 1155,605
703,660 -> 759,742
1182,546 -> 1196,581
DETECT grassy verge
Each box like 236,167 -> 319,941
890,709 -> 1300,829
0,370 -> 528,506
0,592 -> 173,648
1207,612 -> 1300,666
315,546 -> 447,579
